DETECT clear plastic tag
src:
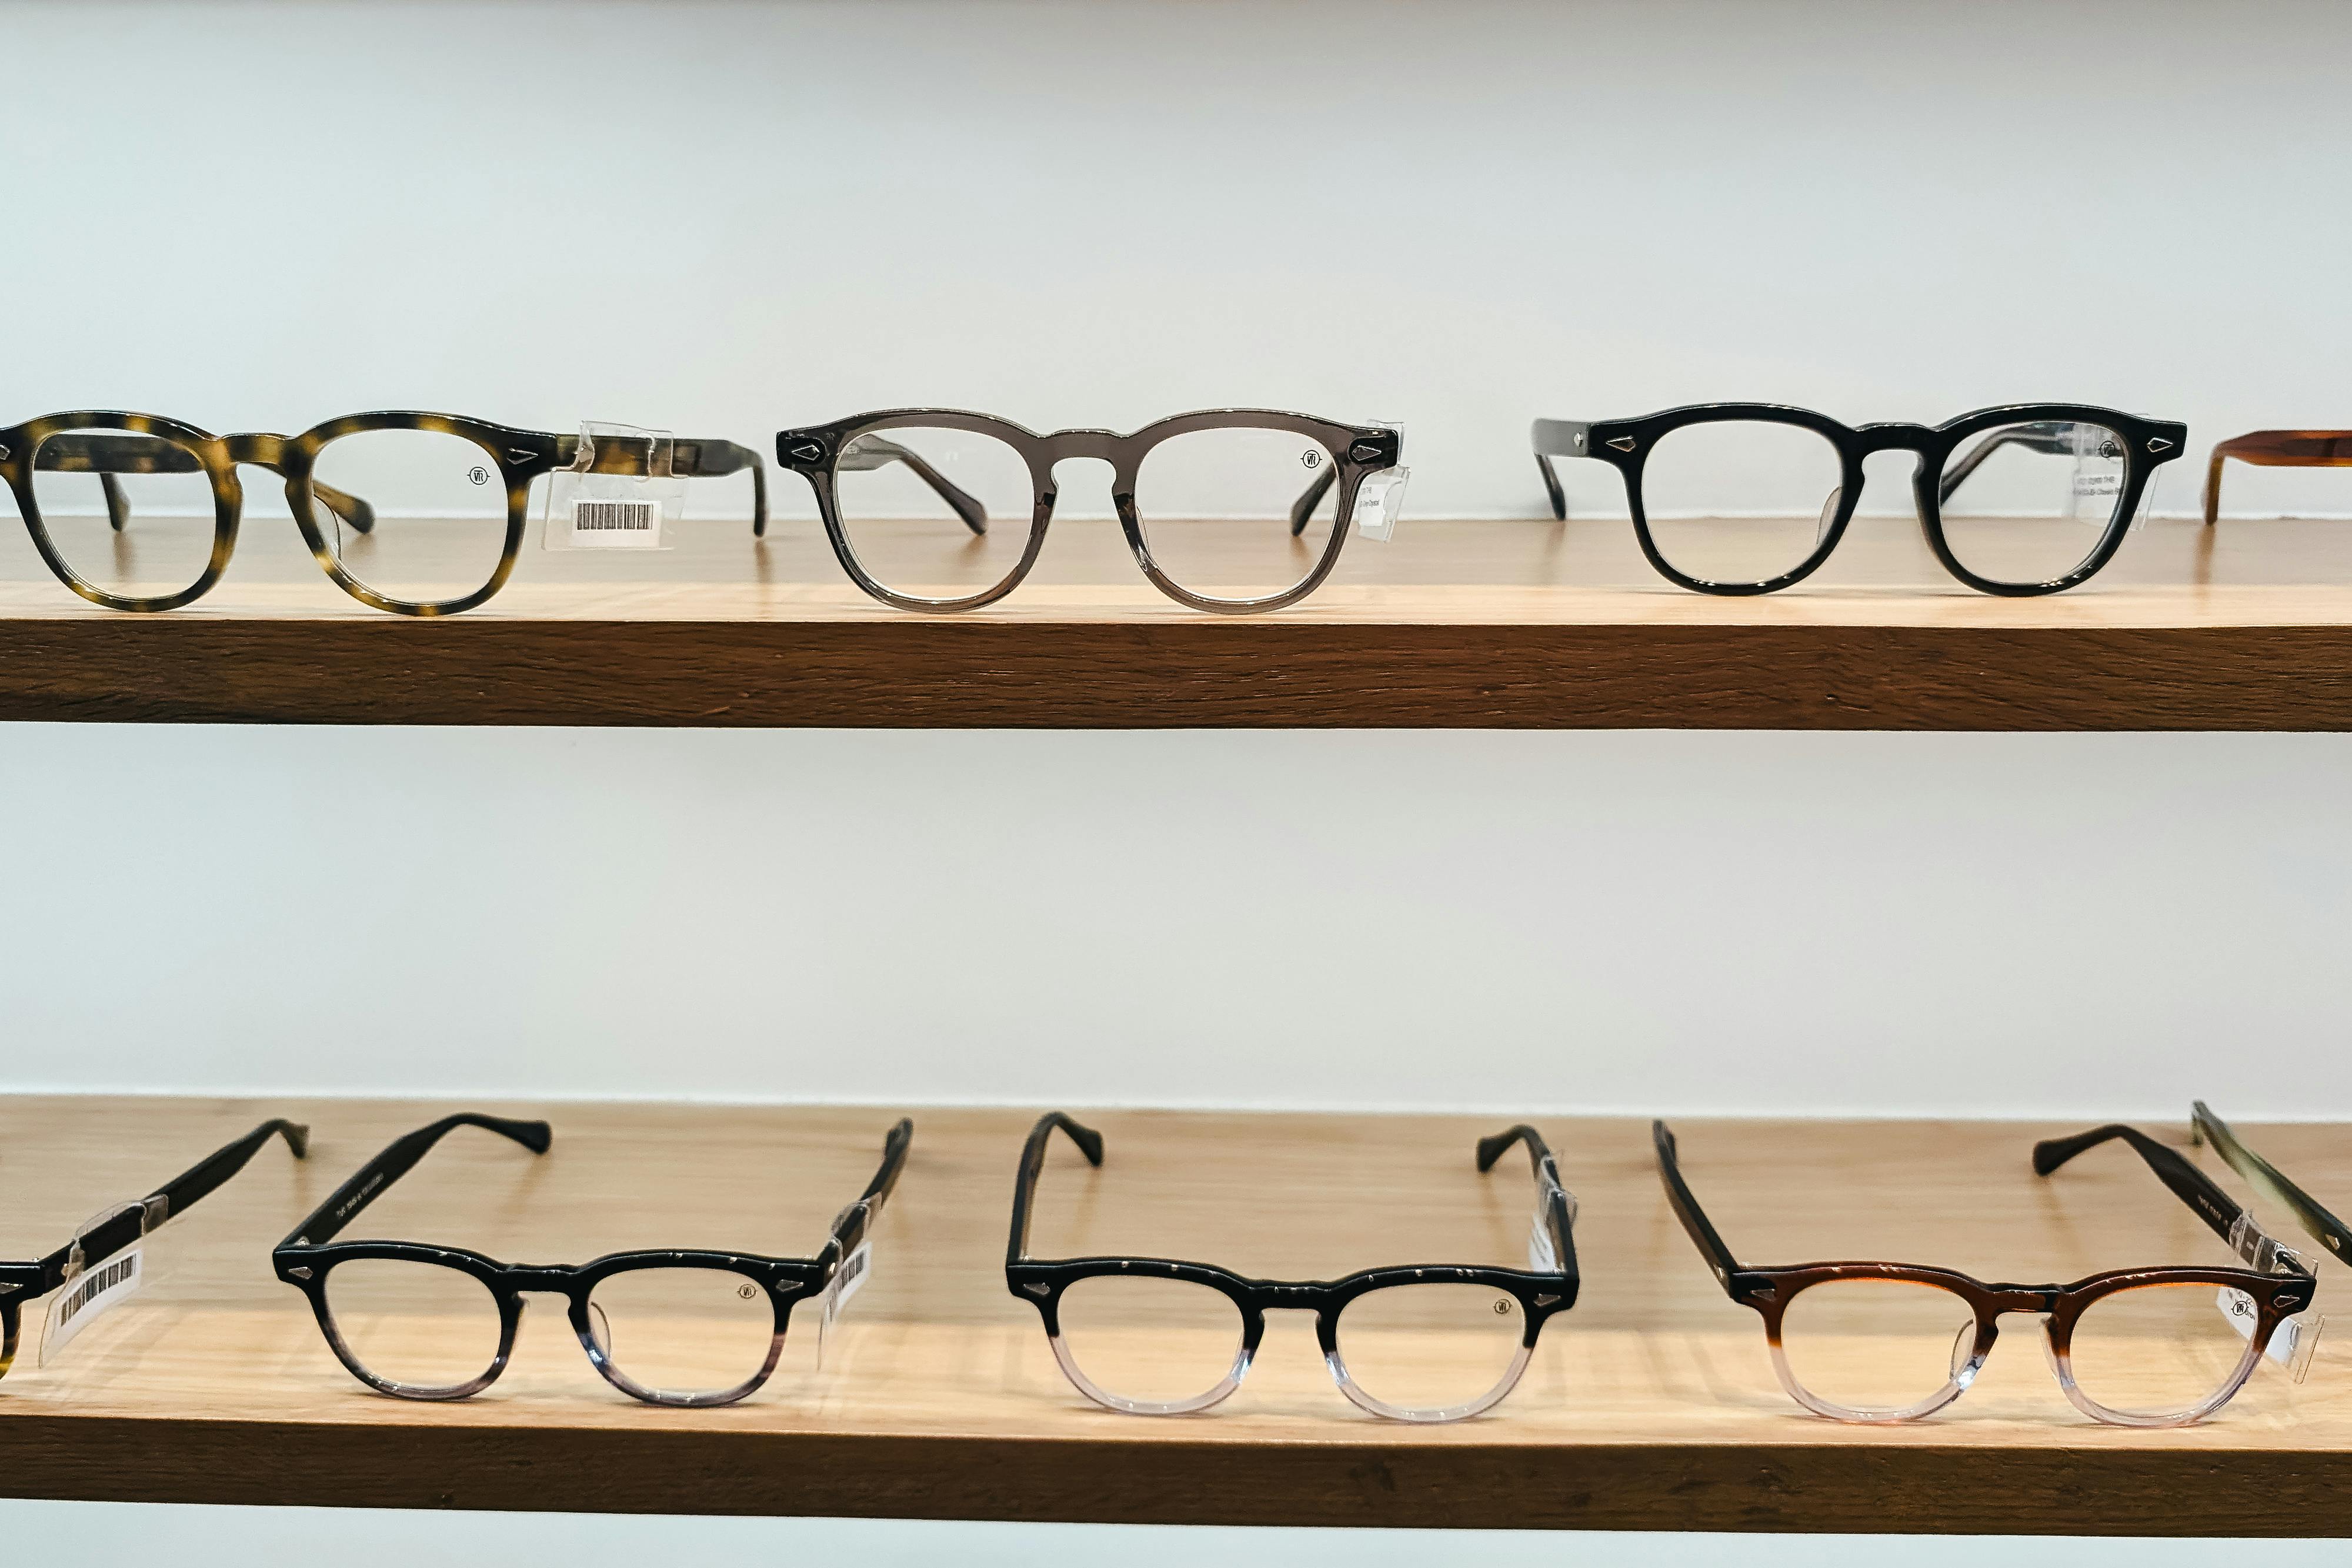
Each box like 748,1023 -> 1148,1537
815,1230 -> 873,1372
2217,1287 -> 2324,1380
1353,419 -> 1409,542
40,1200 -> 163,1367
1527,1209 -> 1560,1274
542,422 -> 685,551
2069,423 -> 2126,519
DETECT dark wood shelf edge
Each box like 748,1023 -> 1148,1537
5,619 -> 2351,730
0,1416 -> 2344,1534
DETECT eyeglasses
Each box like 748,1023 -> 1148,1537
2192,1100 -> 2352,1269
1005,1112 -> 1577,1422
1533,402 -> 2187,595
1655,1119 -> 2316,1426
1,410 -> 766,615
275,1112 -> 910,1406
0,1119 -> 307,1379
775,409 -> 1409,613
2202,429 -> 2352,524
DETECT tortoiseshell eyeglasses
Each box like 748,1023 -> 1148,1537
2203,429 -> 2352,525
1656,1119 -> 2317,1427
1005,1112 -> 1577,1423
275,1112 -> 910,1406
0,1119 -> 307,1379
0,410 -> 766,615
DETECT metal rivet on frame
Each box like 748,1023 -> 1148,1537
1349,441 -> 1382,462
287,1266 -> 313,1280
2147,438 -> 2175,453
1606,436 -> 1637,452
0,444 -> 11,461
504,449 -> 535,464
789,441 -> 826,463
1533,1294 -> 1561,1307
1022,1282 -> 1050,1296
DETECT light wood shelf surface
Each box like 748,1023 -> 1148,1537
6,517 -> 2352,728
2,1096 -> 2350,1533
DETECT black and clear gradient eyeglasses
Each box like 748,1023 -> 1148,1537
1005,1112 -> 1577,1423
274,1113 -> 910,1406
775,409 -> 1408,613
0,1119 -> 307,1380
0,411 -> 766,615
1533,403 -> 2187,595
2192,1100 -> 2352,1272
1656,1119 -> 2316,1427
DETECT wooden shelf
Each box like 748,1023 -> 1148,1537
4,1096 -> 2350,1534
6,518 -> 2352,728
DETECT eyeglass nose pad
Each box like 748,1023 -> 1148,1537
1947,1319 -> 1986,1389
1816,485 -> 1843,550
588,1300 -> 612,1362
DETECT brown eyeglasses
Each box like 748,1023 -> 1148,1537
2203,429 -> 2352,526
1654,1119 -> 2317,1427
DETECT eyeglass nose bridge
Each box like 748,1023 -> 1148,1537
1852,421 -> 1939,455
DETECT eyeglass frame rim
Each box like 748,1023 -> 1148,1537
775,408 -> 1403,615
0,409 -> 767,616
1003,1110 -> 1579,1423
273,1111 -> 911,1407
1652,1117 -> 2314,1427
1532,401 -> 2188,598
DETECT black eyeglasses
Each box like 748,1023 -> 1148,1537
275,1113 -> 910,1406
1656,1118 -> 2315,1426
0,1119 -> 307,1379
1533,402 -> 2187,595
1005,1112 -> 1577,1422
776,409 -> 1408,613
1,410 -> 766,615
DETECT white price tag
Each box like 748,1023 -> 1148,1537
42,1248 -> 142,1366
2217,1286 -> 2305,1369
559,496 -> 663,548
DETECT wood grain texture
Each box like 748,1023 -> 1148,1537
6,517 -> 2352,729
1,1097 -> 2350,1533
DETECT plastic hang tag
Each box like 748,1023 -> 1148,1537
1354,468 -> 1410,541
815,1231 -> 874,1372
1526,1209 -> 1560,1275
2069,423 -> 2126,521
40,1200 -> 164,1369
2216,1287 -> 2324,1379
542,422 -> 686,551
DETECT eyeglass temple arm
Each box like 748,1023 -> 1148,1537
2191,1100 -> 2352,1266
1652,1119 -> 1743,1294
31,1119 -> 309,1294
282,1112 -> 551,1249
823,436 -> 988,536
34,433 -> 376,536
551,434 -> 773,537
1007,1110 -> 1104,1265
1529,420 -> 1597,521
2031,1122 -> 2300,1271
1476,1123 -> 1580,1279
826,1117 -> 915,1259
1936,422 -> 2077,504
2202,431 -> 2352,526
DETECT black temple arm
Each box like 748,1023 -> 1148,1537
1937,421 -> 2076,503
1476,1123 -> 1579,1280
1529,419 -> 1596,521
33,1119 -> 308,1292
1653,1120 -> 1742,1293
2193,1101 -> 2352,1267
2033,1122 -> 2296,1268
284,1112 -> 551,1248
1288,465 -> 1337,536
1007,1111 -> 1103,1265
828,1117 -> 915,1257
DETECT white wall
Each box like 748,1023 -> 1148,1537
6,1 -> 2351,1557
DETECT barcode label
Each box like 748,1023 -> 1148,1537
574,499 -> 655,532
42,1247 -> 142,1363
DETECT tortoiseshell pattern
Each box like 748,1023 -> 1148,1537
2201,429 -> 2352,525
776,409 -> 1403,614
1532,402 -> 2188,596
0,411 -> 766,615
1005,1112 -> 1579,1423
0,1120 -> 308,1383
1654,1120 -> 2314,1426
275,1113 -> 910,1407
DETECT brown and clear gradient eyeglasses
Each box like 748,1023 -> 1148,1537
775,409 -> 1407,613
1654,1119 -> 2317,1427
0,1120 -> 308,1380
2202,430 -> 2352,525
0,410 -> 766,615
